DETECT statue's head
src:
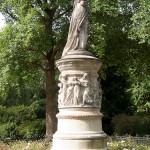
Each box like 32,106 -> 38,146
74,0 -> 87,6
80,0 -> 87,4
83,73 -> 89,79
74,0 -> 79,6
59,74 -> 67,80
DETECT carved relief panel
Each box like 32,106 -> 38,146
58,72 -> 102,108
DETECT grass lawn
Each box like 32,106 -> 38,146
0,138 -> 150,150
107,138 -> 150,150
0,140 -> 51,150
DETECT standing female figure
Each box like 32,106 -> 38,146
62,0 -> 89,57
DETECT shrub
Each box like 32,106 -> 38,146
0,105 -> 36,124
0,100 -> 45,139
112,114 -> 150,136
0,122 -> 19,139
18,119 -> 45,139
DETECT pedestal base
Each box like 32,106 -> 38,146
51,108 -> 108,150
52,134 -> 107,150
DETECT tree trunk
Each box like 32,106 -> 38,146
43,2 -> 57,140
45,57 -> 57,140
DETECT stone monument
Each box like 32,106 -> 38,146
51,0 -> 108,149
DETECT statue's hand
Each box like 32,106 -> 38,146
74,30 -> 79,37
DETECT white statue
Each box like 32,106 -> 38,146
62,0 -> 88,57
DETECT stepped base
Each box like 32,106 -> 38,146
51,108 -> 108,150
52,133 -> 108,150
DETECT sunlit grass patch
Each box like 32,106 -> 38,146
0,138 -> 150,150
0,140 -> 51,150
108,137 -> 150,150
0,141 -> 9,150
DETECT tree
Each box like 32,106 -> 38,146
127,71 -> 150,114
129,0 -> 150,45
0,0 -> 150,138
0,0 -> 72,139
89,0 -> 150,129
90,0 -> 150,73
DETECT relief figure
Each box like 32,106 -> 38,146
65,76 -> 81,106
58,74 -> 67,106
80,73 -> 93,105
92,76 -> 102,107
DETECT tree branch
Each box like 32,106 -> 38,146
42,0 -> 47,3
28,48 -> 47,59
36,0 -> 42,5
25,61 -> 45,71
52,46 -> 60,57
54,8 -> 71,21
5,9 -> 18,21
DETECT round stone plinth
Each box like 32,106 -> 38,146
56,54 -> 102,75
51,108 -> 108,150
52,135 -> 108,150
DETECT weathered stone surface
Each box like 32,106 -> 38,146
52,107 -> 107,150
52,137 -> 107,150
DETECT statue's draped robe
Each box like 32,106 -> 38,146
62,1 -> 88,57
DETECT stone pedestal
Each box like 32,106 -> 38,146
52,52 -> 108,150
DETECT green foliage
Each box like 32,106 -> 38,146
0,0 -> 70,108
90,0 -> 118,16
101,67 -> 135,117
89,0 -> 150,78
0,100 -> 45,139
0,0 -> 150,138
101,66 -> 135,135
0,122 -> 19,139
112,114 -> 150,136
129,0 -> 150,44
0,105 -> 36,123
18,119 -> 45,139
0,52 -> 45,106
89,0 -> 150,114
128,75 -> 150,113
